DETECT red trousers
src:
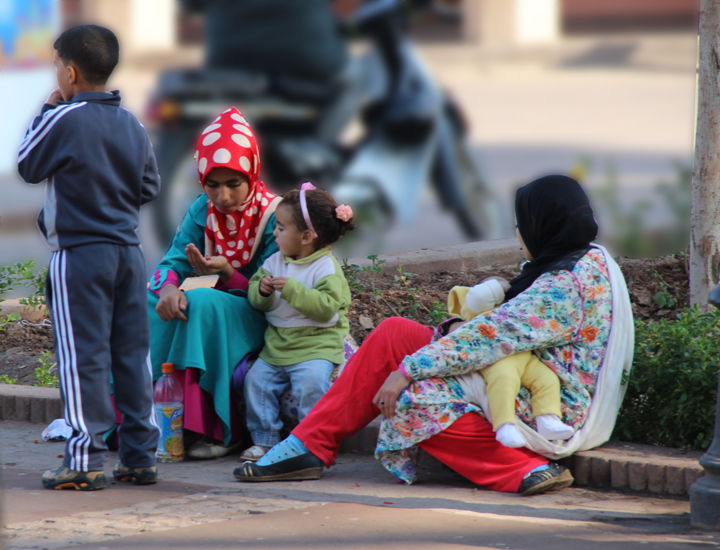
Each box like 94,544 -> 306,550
293,317 -> 548,493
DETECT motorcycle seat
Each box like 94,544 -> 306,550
269,74 -> 340,106
157,67 -> 269,99
156,67 -> 339,106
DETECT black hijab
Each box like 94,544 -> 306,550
506,175 -> 599,300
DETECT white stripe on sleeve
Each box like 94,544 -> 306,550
18,102 -> 86,163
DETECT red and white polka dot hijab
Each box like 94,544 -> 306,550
195,107 -> 279,270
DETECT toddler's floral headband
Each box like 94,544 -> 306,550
299,182 -> 354,239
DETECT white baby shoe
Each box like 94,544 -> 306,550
495,423 -> 527,448
536,414 -> 574,440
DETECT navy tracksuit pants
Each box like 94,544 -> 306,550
47,243 -> 158,471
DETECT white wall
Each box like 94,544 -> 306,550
515,0 -> 560,45
84,0 -> 177,55
129,0 -> 176,52
462,0 -> 560,48
0,69 -> 54,209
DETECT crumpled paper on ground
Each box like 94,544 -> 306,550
41,418 -> 72,442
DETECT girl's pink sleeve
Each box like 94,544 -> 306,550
148,269 -> 180,296
214,270 -> 249,292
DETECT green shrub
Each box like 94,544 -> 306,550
614,306 -> 720,451
428,300 -> 449,326
0,260 -> 47,331
34,350 -> 59,387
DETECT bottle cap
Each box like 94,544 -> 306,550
161,362 -> 174,374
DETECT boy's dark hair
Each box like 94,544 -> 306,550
54,25 -> 119,85
281,188 -> 355,249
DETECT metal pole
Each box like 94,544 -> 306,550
690,284 -> 720,529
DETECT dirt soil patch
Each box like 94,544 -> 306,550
0,255 -> 690,387
0,322 -> 55,386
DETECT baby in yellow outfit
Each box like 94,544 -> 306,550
448,279 -> 574,448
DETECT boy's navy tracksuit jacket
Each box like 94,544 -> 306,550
18,90 -> 160,250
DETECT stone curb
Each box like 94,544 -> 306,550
562,441 -> 703,497
349,237 -> 525,274
0,238 -> 706,497
0,384 -> 62,425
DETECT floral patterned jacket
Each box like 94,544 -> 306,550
376,248 -> 613,483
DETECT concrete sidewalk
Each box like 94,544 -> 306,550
0,238 -> 707,501
3,420 -> 713,550
0,381 -> 705,498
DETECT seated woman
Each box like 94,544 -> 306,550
148,107 -> 280,458
234,174 -> 634,495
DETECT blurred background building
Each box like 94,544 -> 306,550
0,0 -> 700,278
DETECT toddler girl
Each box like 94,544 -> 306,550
241,182 -> 355,462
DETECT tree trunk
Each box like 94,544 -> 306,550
690,0 -> 720,306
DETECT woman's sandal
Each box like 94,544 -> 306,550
233,452 -> 324,482
187,439 -> 242,460
239,445 -> 271,462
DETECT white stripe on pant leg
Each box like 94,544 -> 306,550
55,250 -> 91,471
50,252 -> 76,428
50,252 -> 80,468
52,252 -> 80,434
51,251 -> 81,468
146,350 -> 159,429
61,252 -> 91,471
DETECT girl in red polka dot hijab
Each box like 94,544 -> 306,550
147,107 -> 282,458
196,107 -> 280,274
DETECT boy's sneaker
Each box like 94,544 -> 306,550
519,463 -> 574,496
41,465 -> 106,491
112,463 -> 158,485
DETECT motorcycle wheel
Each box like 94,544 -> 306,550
452,136 -> 497,240
432,106 -> 499,241
152,127 -> 203,248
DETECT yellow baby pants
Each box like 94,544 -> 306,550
480,351 -> 562,431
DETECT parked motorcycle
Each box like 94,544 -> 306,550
145,0 -> 499,253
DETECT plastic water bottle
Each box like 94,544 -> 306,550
153,362 -> 184,462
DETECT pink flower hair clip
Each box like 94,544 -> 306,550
335,204 -> 353,222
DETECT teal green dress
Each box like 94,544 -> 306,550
148,194 -> 278,445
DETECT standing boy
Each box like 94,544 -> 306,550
17,24 -> 161,490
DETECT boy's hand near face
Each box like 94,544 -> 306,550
46,88 -> 64,106
185,243 -> 233,282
